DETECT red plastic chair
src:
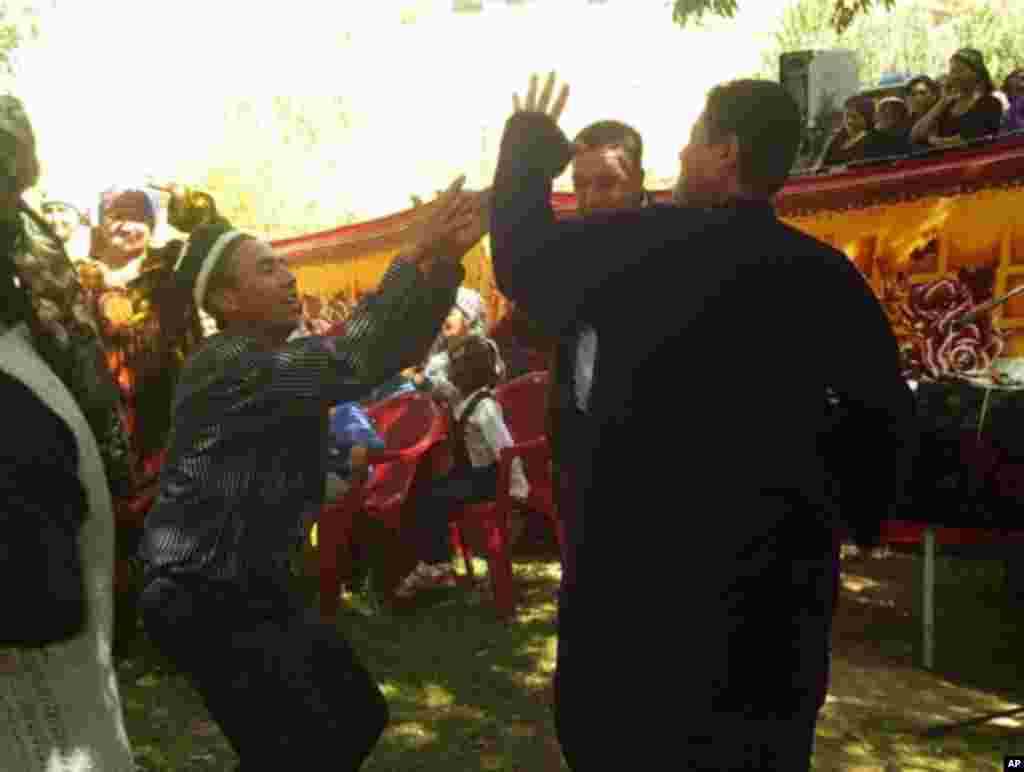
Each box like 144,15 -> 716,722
317,391 -> 446,620
448,370 -> 562,618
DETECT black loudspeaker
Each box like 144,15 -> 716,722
781,50 -> 815,128
779,49 -> 860,130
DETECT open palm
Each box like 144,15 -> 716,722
513,71 -> 570,125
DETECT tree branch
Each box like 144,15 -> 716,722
672,0 -> 897,34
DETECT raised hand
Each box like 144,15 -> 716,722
513,71 -> 570,125
405,175 -> 474,266
444,187 -> 492,259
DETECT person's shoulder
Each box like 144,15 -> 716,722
775,219 -> 852,268
466,389 -> 500,418
634,203 -> 725,237
179,332 -> 259,377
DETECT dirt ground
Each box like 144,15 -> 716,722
814,546 -> 1024,771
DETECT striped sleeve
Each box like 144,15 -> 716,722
237,257 -> 465,408
338,257 -> 464,387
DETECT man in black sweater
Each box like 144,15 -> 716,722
491,74 -> 917,770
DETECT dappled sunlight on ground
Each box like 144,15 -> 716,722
385,720 -> 439,749
812,547 -> 1024,770
116,542 -> 1023,771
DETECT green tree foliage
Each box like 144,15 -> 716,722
198,95 -> 360,240
0,1 -> 45,76
951,6 -> 1024,86
754,0 -> 1024,88
673,0 -> 895,34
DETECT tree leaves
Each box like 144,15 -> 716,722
672,0 -> 739,28
672,0 -> 897,34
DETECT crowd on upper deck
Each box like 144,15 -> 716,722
814,48 -> 1023,170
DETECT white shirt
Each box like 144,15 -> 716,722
574,325 -> 597,412
572,194 -> 650,412
453,387 -> 530,501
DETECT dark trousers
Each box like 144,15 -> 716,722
818,528 -> 843,713
552,463 -> 580,770
553,490 -> 831,771
139,574 -> 388,770
417,463 -> 498,565
553,585 -> 576,770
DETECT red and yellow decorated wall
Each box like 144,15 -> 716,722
274,134 -> 1024,381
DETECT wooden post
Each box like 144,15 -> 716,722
923,526 -> 936,669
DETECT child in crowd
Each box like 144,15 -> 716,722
864,97 -> 912,160
396,334 -> 527,598
325,401 -> 385,504
413,286 -> 505,402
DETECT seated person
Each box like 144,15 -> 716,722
905,75 -> 941,151
815,96 -> 874,169
325,401 -> 385,504
289,294 -> 331,339
412,286 -> 505,402
911,48 -> 1003,149
864,97 -> 912,160
364,372 -> 417,404
396,335 -> 527,598
1002,68 -> 1024,134
325,291 -> 351,325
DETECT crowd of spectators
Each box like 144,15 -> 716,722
814,48 -> 1023,171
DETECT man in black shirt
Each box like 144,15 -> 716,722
138,176 -> 486,771
492,74 -> 916,771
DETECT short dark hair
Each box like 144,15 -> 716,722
573,120 -> 644,169
449,334 -> 501,392
702,79 -> 802,198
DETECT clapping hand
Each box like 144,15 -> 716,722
406,176 -> 492,268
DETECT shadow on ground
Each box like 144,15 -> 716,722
116,537 -> 1024,771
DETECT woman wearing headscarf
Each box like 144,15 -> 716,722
1001,67 -> 1024,134
0,95 -> 135,772
911,48 -> 1004,148
76,183 -> 227,487
815,95 -> 875,169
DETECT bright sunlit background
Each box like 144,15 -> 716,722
12,0 -> 794,233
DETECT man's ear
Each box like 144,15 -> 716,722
717,133 -> 741,176
206,286 -> 239,318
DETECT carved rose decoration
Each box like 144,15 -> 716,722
895,271 -> 1004,381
